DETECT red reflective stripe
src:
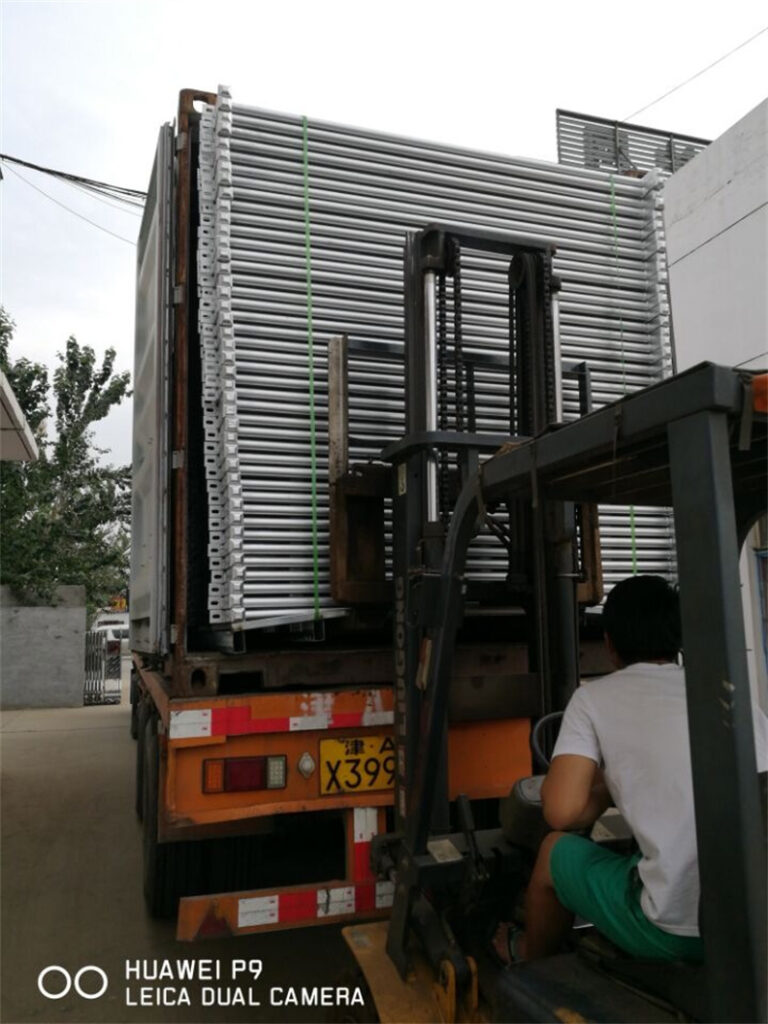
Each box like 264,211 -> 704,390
209,702 -> 391,738
355,883 -> 376,913
329,711 -> 363,729
354,841 -> 373,883
210,708 -> 289,736
278,890 -> 317,923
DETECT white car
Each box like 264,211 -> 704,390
92,620 -> 130,655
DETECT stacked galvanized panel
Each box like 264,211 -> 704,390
198,86 -> 677,628
556,110 -> 709,176
198,96 -> 246,623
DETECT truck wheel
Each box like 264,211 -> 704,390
142,715 -> 203,919
129,670 -> 139,740
135,697 -> 151,820
142,714 -> 176,918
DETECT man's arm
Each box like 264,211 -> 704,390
540,755 -> 611,831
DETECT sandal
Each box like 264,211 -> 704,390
490,921 -> 526,966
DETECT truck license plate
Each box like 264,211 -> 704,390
319,736 -> 395,794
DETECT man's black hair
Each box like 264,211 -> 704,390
602,575 -> 681,665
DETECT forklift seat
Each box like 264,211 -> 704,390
574,928 -> 708,1022
491,950 -> 688,1024
500,779 -> 708,1020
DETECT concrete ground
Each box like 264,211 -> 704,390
1,661 -> 366,1024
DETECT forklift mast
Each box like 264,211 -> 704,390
380,224 -> 591,981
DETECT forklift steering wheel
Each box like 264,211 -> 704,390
531,711 -> 564,770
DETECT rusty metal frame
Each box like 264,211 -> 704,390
134,656 -> 172,726
577,502 -> 604,605
328,334 -> 391,604
176,807 -> 390,941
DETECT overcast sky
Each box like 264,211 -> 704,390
1,0 -> 766,466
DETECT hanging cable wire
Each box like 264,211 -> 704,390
67,177 -> 143,217
3,163 -> 137,245
69,180 -> 145,210
624,26 -> 768,121
0,151 -> 146,200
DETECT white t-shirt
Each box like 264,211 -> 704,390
551,663 -> 768,937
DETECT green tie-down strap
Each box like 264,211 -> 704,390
610,175 -> 637,575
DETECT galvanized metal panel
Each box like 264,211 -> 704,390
199,89 -> 680,627
556,109 -> 709,176
130,125 -> 174,652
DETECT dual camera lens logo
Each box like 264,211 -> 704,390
37,966 -> 108,1000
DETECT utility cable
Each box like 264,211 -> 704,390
624,26 -> 768,121
3,163 -> 137,246
70,180 -> 145,210
0,151 -> 146,199
302,115 -> 321,623
733,352 -> 768,369
68,178 -> 143,217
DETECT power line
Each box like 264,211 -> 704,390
624,26 -> 768,121
3,163 -> 137,246
69,178 -> 145,210
68,178 -> 143,218
0,151 -> 146,199
0,151 -> 146,219
734,352 -> 768,369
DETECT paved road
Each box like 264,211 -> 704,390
1,663 -> 366,1024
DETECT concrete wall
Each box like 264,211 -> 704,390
1,586 -> 86,708
664,99 -> 767,372
664,102 -> 768,719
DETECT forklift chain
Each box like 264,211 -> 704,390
519,265 -> 534,434
509,271 -> 519,434
453,243 -> 465,432
541,256 -> 557,424
438,270 -> 450,521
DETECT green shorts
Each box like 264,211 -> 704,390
549,833 -> 704,962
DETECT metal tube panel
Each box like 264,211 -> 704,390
197,88 -> 676,627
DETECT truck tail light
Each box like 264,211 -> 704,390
107,640 -> 121,656
202,756 -> 287,794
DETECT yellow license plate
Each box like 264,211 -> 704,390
319,736 -> 395,794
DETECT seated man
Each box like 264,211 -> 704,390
497,574 -> 767,963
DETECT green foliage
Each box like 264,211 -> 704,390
0,308 -> 132,618
0,308 -> 50,431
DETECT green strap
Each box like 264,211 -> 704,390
302,116 -> 321,619
610,176 -> 638,574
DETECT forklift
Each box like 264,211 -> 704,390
340,225 -> 768,1023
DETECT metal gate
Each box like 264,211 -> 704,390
83,631 -> 121,705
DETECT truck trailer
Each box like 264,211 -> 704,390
130,88 -> 697,935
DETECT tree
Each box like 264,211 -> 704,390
0,308 -> 132,618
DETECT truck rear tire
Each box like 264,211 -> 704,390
142,714 -> 203,919
142,714 -> 176,918
129,670 -> 139,740
135,697 -> 151,820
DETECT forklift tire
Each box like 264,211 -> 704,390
129,670 -> 139,740
142,714 -> 203,919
